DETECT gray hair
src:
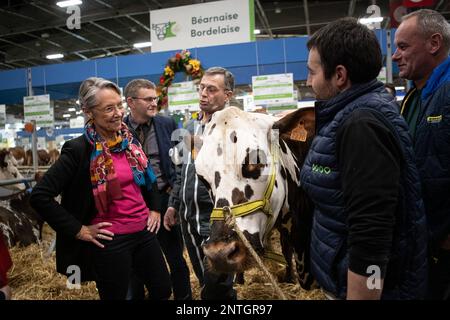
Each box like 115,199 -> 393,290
403,9 -> 450,53
204,66 -> 235,91
124,79 -> 156,99
78,77 -> 121,110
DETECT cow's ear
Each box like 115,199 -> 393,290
272,107 -> 315,162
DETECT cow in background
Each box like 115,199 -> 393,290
8,147 -> 27,166
25,149 -> 51,166
0,171 -> 45,247
48,149 -> 60,165
0,149 -> 25,191
0,190 -> 44,247
196,106 -> 316,289
0,151 -> 44,247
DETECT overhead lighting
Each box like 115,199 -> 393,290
46,53 -> 64,59
62,114 -> 71,118
56,0 -> 82,8
359,17 -> 384,24
68,107 -> 76,112
133,42 -> 152,48
254,29 -> 261,35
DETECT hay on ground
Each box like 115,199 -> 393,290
7,224 -> 325,300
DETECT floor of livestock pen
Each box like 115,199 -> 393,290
7,223 -> 325,300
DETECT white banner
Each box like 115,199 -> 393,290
0,105 -> 5,129
237,95 -> 255,112
150,0 -> 255,53
37,137 -> 46,150
168,81 -> 200,112
23,94 -> 54,127
252,73 -> 295,105
70,116 -> 85,128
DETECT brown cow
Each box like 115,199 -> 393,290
25,149 -> 51,166
48,149 -> 60,165
195,106 -> 316,289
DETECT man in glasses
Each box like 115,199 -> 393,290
164,67 -> 237,300
124,79 -> 192,300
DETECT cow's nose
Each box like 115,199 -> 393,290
203,241 -> 240,266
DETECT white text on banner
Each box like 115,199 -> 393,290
150,0 -> 254,53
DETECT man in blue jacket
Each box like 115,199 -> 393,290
300,18 -> 427,299
124,79 -> 191,300
393,9 -> 450,300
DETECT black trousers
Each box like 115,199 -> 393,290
127,191 -> 192,300
91,229 -> 171,300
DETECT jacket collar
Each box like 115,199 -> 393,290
124,114 -> 153,131
314,79 -> 383,129
422,56 -> 450,101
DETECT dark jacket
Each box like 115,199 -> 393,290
29,135 -> 160,281
167,119 -> 212,237
124,114 -> 178,187
401,56 -> 450,248
300,80 -> 428,299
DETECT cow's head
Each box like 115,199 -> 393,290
0,149 -> 26,190
196,106 -> 315,274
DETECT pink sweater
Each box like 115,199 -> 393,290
90,152 -> 149,234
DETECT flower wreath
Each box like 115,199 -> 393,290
157,49 -> 204,110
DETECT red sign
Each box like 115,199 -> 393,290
390,0 -> 407,28
403,0 -> 435,8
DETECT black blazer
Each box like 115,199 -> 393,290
30,135 -> 160,281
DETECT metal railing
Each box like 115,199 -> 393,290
0,177 -> 34,187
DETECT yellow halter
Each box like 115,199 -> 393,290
211,152 -> 279,242
209,150 -> 288,266
210,153 -> 277,222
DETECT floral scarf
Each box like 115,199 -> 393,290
84,119 -> 156,216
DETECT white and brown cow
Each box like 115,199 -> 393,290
0,151 -> 44,247
195,106 -> 316,289
0,149 -> 26,191
8,147 -> 27,166
0,190 -> 43,247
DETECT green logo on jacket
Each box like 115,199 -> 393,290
312,164 -> 331,175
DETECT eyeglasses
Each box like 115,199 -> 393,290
98,103 -> 124,114
132,96 -> 159,103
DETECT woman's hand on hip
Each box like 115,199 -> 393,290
147,211 -> 161,234
75,222 -> 114,248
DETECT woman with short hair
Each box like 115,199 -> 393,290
30,77 -> 171,300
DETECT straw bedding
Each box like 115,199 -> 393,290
7,224 -> 325,300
